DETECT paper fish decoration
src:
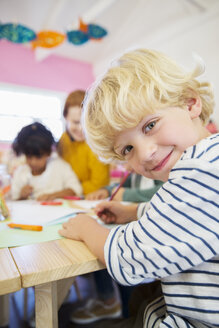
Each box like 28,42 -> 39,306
0,20 -> 107,48
31,30 -> 66,49
67,30 -> 89,45
0,23 -> 36,43
67,20 -> 107,45
79,19 -> 88,33
88,24 -> 107,40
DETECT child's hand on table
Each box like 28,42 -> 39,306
59,214 -> 98,241
59,213 -> 109,264
95,201 -> 138,224
37,191 -> 67,201
37,193 -> 57,201
37,189 -> 76,201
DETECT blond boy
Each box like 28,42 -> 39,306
59,49 -> 219,327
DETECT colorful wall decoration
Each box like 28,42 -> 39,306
0,19 -> 107,49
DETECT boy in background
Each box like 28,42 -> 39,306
11,122 -> 82,200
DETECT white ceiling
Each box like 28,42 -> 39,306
1,0 -> 219,76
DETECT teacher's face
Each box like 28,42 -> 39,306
65,106 -> 85,142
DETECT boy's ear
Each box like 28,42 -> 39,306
186,96 -> 202,119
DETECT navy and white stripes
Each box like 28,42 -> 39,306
104,134 -> 219,327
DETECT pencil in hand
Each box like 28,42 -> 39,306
109,171 -> 132,201
97,171 -> 132,218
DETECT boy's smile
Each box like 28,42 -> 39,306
152,149 -> 174,172
114,106 -> 209,181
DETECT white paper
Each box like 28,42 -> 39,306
7,200 -> 85,226
73,200 -> 103,209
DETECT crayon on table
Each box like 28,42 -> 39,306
40,201 -> 63,206
7,223 -> 43,231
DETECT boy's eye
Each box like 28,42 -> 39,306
122,145 -> 133,156
143,120 -> 156,133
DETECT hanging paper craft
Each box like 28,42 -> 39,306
67,30 -> 89,45
79,18 -> 88,33
88,24 -> 107,40
67,18 -> 107,45
0,20 -> 107,48
31,30 -> 66,49
66,18 -> 89,45
0,23 -> 36,43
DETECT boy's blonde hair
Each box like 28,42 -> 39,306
82,49 -> 214,162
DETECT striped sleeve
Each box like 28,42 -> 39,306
137,202 -> 150,218
104,156 -> 219,286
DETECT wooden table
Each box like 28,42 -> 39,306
1,201 -> 105,327
0,248 -> 22,326
10,238 -> 105,328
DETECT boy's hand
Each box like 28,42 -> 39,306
95,201 -> 138,224
59,214 -> 94,241
59,214 -> 109,264
37,189 -> 76,201
85,189 -> 109,200
20,185 -> 33,200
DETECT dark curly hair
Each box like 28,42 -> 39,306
12,122 -> 55,157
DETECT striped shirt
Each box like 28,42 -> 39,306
104,133 -> 219,327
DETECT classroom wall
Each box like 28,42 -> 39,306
151,6 -> 219,127
0,40 -> 95,159
93,3 -> 219,127
0,40 -> 94,93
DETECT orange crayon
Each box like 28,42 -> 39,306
8,223 -> 43,231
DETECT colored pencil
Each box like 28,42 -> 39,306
97,171 -> 132,218
109,171 -> 132,201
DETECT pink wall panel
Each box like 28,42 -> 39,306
0,40 -> 94,92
